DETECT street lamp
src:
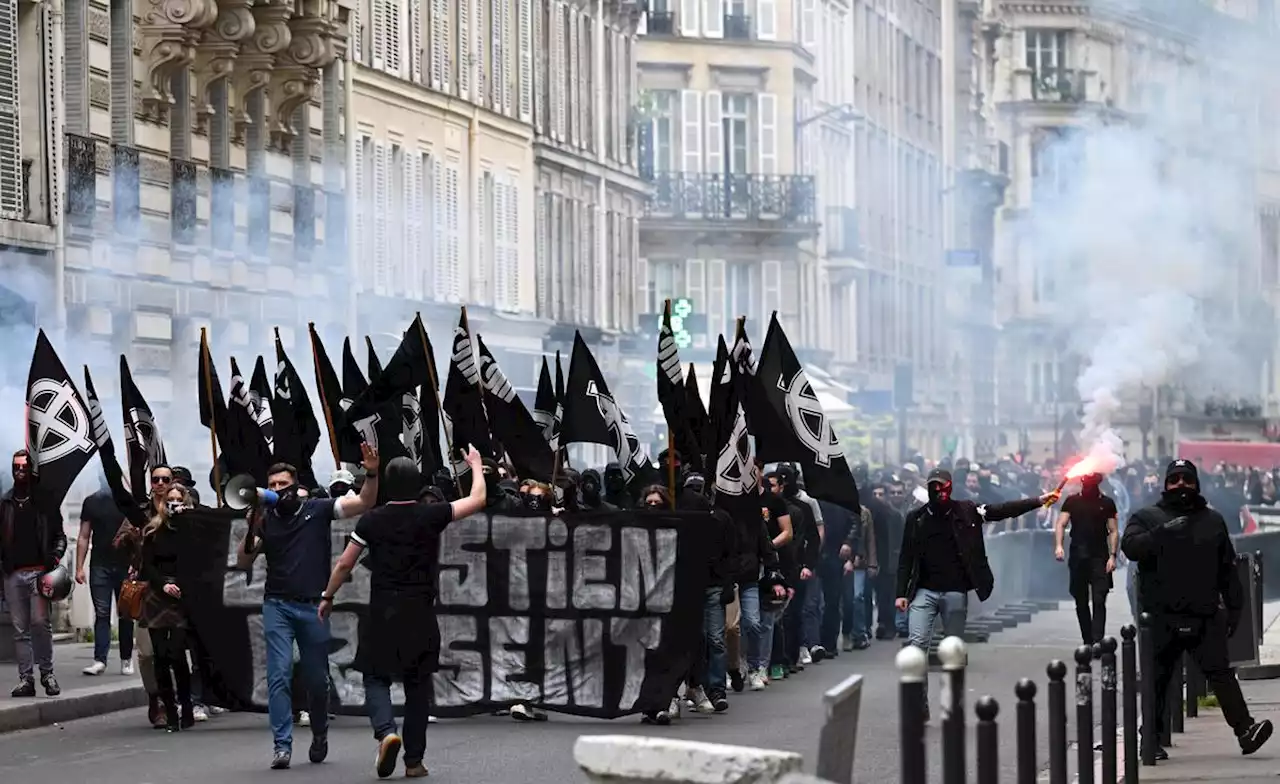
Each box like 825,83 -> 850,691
796,103 -> 864,130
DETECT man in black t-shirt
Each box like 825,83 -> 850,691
1054,473 -> 1119,645
74,478 -> 134,676
320,448 -> 486,780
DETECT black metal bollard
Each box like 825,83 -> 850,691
976,696 -> 1000,784
1015,679 -> 1038,784
1048,659 -> 1069,784
1121,625 -> 1140,782
1256,550 -> 1265,638
1169,653 -> 1184,734
897,645 -> 928,784
1076,646 -> 1096,784
1185,653 -> 1200,719
1100,638 -> 1118,784
939,636 -> 969,784
1139,613 -> 1158,766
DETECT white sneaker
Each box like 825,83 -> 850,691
207,705 -> 228,715
298,710 -> 311,727
667,696 -> 683,720
427,715 -> 438,724
688,686 -> 714,714
192,705 -> 209,722
82,661 -> 107,676
749,670 -> 767,691
799,646 -> 813,666
120,660 -> 134,676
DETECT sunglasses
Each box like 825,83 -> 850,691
151,475 -> 173,485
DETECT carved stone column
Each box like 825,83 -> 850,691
193,0 -> 255,134
268,7 -> 338,150
137,0 -> 219,122
231,0 -> 294,144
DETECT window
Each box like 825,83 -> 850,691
650,90 -> 677,173
1026,29 -> 1068,78
1032,128 -> 1080,202
722,92 -> 749,175
0,0 -> 20,218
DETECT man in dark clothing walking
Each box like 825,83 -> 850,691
1122,459 -> 1273,759
768,467 -> 819,673
1054,472 -> 1119,645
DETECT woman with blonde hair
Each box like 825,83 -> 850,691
140,482 -> 195,732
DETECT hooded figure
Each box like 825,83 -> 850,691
382,457 -> 423,504
579,469 -> 613,511
602,463 -> 629,509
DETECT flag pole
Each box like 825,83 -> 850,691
663,299 -> 677,510
306,324 -> 343,469
416,312 -> 461,497
200,328 -> 223,507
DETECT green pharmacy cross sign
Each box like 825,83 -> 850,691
665,297 -> 694,349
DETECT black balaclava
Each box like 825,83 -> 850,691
926,468 -> 953,511
419,485 -> 447,504
581,469 -> 604,507
603,463 -> 626,497
1163,459 -> 1203,509
775,464 -> 799,498
383,456 -> 423,503
274,483 -> 303,518
481,458 -> 504,502
683,472 -> 706,497
430,468 -> 457,501
1081,473 -> 1103,497
524,491 -> 551,513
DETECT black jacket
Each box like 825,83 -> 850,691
1121,495 -> 1242,626
896,497 -> 1042,602
0,491 -> 67,574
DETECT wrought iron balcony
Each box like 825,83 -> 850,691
643,172 -> 817,225
112,144 -> 140,239
1031,67 -> 1086,103
65,133 -> 97,229
724,13 -> 752,39
647,11 -> 676,35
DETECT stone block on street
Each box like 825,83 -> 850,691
574,735 -> 804,784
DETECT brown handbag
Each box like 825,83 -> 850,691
118,551 -> 148,621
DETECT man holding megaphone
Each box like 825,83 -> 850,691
236,442 -> 381,771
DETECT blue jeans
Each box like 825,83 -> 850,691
738,584 -> 765,671
702,587 -> 727,693
907,589 -> 968,704
365,670 -> 433,767
843,569 -> 868,642
3,569 -> 52,680
263,598 -> 331,751
759,598 -> 789,668
89,564 -> 133,664
801,575 -> 823,648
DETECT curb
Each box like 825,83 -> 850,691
0,684 -> 148,734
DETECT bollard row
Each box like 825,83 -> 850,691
897,628 -> 1143,784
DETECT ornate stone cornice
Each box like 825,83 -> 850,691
193,0 -> 255,133
267,9 -> 339,149
137,0 -> 219,121
228,1 -> 293,143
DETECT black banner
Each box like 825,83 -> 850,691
175,507 -> 714,719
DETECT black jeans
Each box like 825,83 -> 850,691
1145,612 -> 1253,747
365,664 -> 434,768
783,578 -> 811,665
1069,557 -> 1111,645
149,627 -> 192,724
819,556 -> 845,650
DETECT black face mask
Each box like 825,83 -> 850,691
927,482 -> 952,509
525,493 -> 550,513
582,479 -> 601,504
275,485 -> 302,517
604,473 -> 625,495
1163,485 -> 1198,507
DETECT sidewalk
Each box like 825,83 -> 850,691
0,642 -> 146,734
1123,600 -> 1280,782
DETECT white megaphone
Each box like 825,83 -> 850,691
225,473 -> 280,511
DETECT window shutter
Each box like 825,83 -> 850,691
410,153 -> 427,298
703,0 -> 722,37
0,0 -> 22,220
401,150 -> 415,295
386,0 -> 403,75
432,158 -> 446,298
686,258 -> 705,313
372,0 -> 387,70
506,182 -> 520,311
502,0 -> 513,116
410,0 -> 423,81
704,90 -> 722,175
569,11 -> 580,147
355,136 -> 368,280
757,92 -> 777,174
762,259 -> 782,318
518,0 -> 532,121
352,0 -> 365,64
446,162 -> 461,302
708,259 -> 725,345
535,189 -> 548,317
458,0 -> 471,99
636,255 -> 649,329
490,0 -> 502,111
532,0 -> 543,130
476,173 -> 490,305
554,4 -> 566,140
374,142 -> 390,295
801,0 -> 815,48
680,89 -> 702,173
679,0 -> 699,36
430,0 -> 446,90
474,0 -> 487,107
757,0 -> 776,40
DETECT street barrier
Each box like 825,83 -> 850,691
815,674 -> 864,784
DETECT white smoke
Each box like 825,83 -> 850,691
1018,1 -> 1274,471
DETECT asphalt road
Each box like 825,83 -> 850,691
0,599 -> 1122,783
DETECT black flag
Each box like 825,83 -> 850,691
83,367 -> 146,526
308,325 -> 360,465
25,330 -> 97,507
756,313 -> 860,513
248,357 -> 275,453
532,357 -> 558,449
365,336 -> 383,385
657,300 -> 703,475
344,316 -> 440,466
342,338 -> 368,400
684,363 -> 710,465
120,355 -> 168,504
476,336 -> 555,481
226,358 -> 273,484
561,331 -> 653,490
273,332 -> 321,489
442,311 -> 493,470
708,336 -> 760,524
197,328 -> 229,461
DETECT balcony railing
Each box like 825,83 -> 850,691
647,11 -> 676,35
1031,67 -> 1086,103
65,133 -> 97,229
171,159 -> 197,246
724,13 -> 752,39
644,172 -> 817,224
112,144 -> 140,239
